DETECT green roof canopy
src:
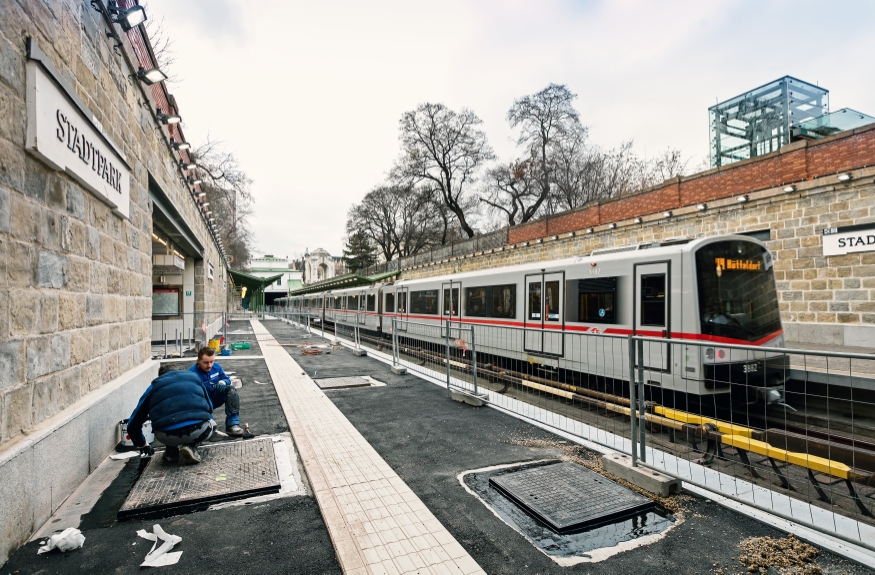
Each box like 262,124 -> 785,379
229,269 -> 285,292
288,270 -> 399,296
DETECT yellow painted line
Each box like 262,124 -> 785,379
654,406 -> 756,438
720,435 -> 851,479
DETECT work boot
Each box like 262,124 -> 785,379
162,446 -> 179,464
179,445 -> 201,464
226,425 -> 244,436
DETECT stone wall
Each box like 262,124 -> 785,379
401,167 -> 875,346
0,0 -> 226,445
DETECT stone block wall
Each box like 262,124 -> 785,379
0,0 -> 226,449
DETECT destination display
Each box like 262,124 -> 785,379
714,257 -> 763,271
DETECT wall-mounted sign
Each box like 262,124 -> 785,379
822,224 -> 875,256
25,58 -> 130,218
185,291 -> 192,297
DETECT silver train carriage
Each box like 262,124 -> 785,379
281,235 -> 788,397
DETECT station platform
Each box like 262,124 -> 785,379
3,319 -> 873,574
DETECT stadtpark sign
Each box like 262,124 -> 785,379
25,39 -> 131,219
822,223 -> 875,257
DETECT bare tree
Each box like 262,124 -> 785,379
480,159 -> 542,227
191,139 -> 255,268
394,103 -> 494,238
141,3 -> 179,83
504,84 -> 585,221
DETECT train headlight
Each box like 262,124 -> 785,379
717,349 -> 726,359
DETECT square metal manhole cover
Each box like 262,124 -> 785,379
118,438 -> 280,520
314,376 -> 372,389
489,461 -> 655,533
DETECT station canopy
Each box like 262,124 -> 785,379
289,270 -> 399,296
228,269 -> 285,292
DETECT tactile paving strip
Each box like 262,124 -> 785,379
314,376 -> 371,389
118,438 -> 280,520
489,461 -> 655,533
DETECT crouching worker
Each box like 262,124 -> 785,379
190,346 -> 244,437
128,363 -> 216,464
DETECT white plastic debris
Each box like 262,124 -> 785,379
38,528 -> 85,554
110,451 -> 141,460
136,524 -> 182,567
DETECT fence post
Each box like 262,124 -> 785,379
628,335 -> 638,467
445,319 -> 451,397
637,338 -> 647,463
355,312 -> 361,350
470,326 -> 478,396
392,317 -> 398,367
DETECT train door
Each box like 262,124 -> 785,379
524,272 -> 565,356
634,262 -> 670,371
441,281 -> 461,338
397,287 -> 408,331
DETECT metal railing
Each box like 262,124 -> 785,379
151,311 -> 226,358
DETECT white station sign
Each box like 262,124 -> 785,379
822,225 -> 875,256
25,61 -> 130,219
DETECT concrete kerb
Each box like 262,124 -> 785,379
0,359 -> 158,565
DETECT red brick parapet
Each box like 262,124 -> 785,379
507,124 -> 875,245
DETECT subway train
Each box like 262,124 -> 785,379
279,235 -> 789,398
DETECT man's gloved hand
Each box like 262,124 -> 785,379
138,444 -> 154,457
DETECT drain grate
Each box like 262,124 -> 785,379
314,376 -> 372,389
489,461 -> 655,533
118,438 -> 280,520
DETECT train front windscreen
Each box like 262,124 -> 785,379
695,240 -> 782,343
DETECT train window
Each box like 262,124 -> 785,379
640,274 -> 666,327
465,285 -> 516,318
579,278 -> 617,324
367,294 -> 376,312
695,240 -> 781,342
466,287 -> 488,317
398,291 -> 407,313
528,282 -> 542,320
349,294 -> 357,310
411,290 -> 438,315
385,292 -> 395,313
544,281 -> 560,322
443,288 -> 459,316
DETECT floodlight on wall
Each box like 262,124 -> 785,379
736,195 -> 748,203
633,217 -> 642,224
696,203 -> 707,211
157,109 -> 181,124
783,185 -> 796,193
608,223 -> 617,229
107,1 -> 146,31
197,192 -> 206,199
837,173 -> 852,182
170,138 -> 191,151
136,66 -> 166,85
191,178 -> 203,186
663,211 -> 672,218
179,159 -> 196,171
586,228 -> 593,234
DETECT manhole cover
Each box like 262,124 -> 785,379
118,438 -> 280,520
489,461 -> 655,533
314,376 -> 371,389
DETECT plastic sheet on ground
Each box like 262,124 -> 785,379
38,528 -> 85,554
136,524 -> 182,567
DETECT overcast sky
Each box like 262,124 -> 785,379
147,0 -> 875,260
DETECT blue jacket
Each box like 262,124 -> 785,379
188,362 -> 230,400
128,370 -> 214,446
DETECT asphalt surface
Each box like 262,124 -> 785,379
289,321 -> 873,575
1,354 -> 339,575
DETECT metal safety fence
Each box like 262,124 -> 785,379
268,311 -> 875,550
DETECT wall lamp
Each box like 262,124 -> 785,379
107,1 -> 146,31
170,138 -> 190,151
136,66 -> 166,85
736,195 -> 748,203
586,228 -> 593,234
663,211 -> 672,218
837,173 -> 852,182
191,178 -> 203,186
696,203 -> 707,211
180,159 -> 196,171
197,192 -> 206,199
783,185 -> 796,193
608,223 -> 617,229
633,217 -> 642,224
157,109 -> 181,125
